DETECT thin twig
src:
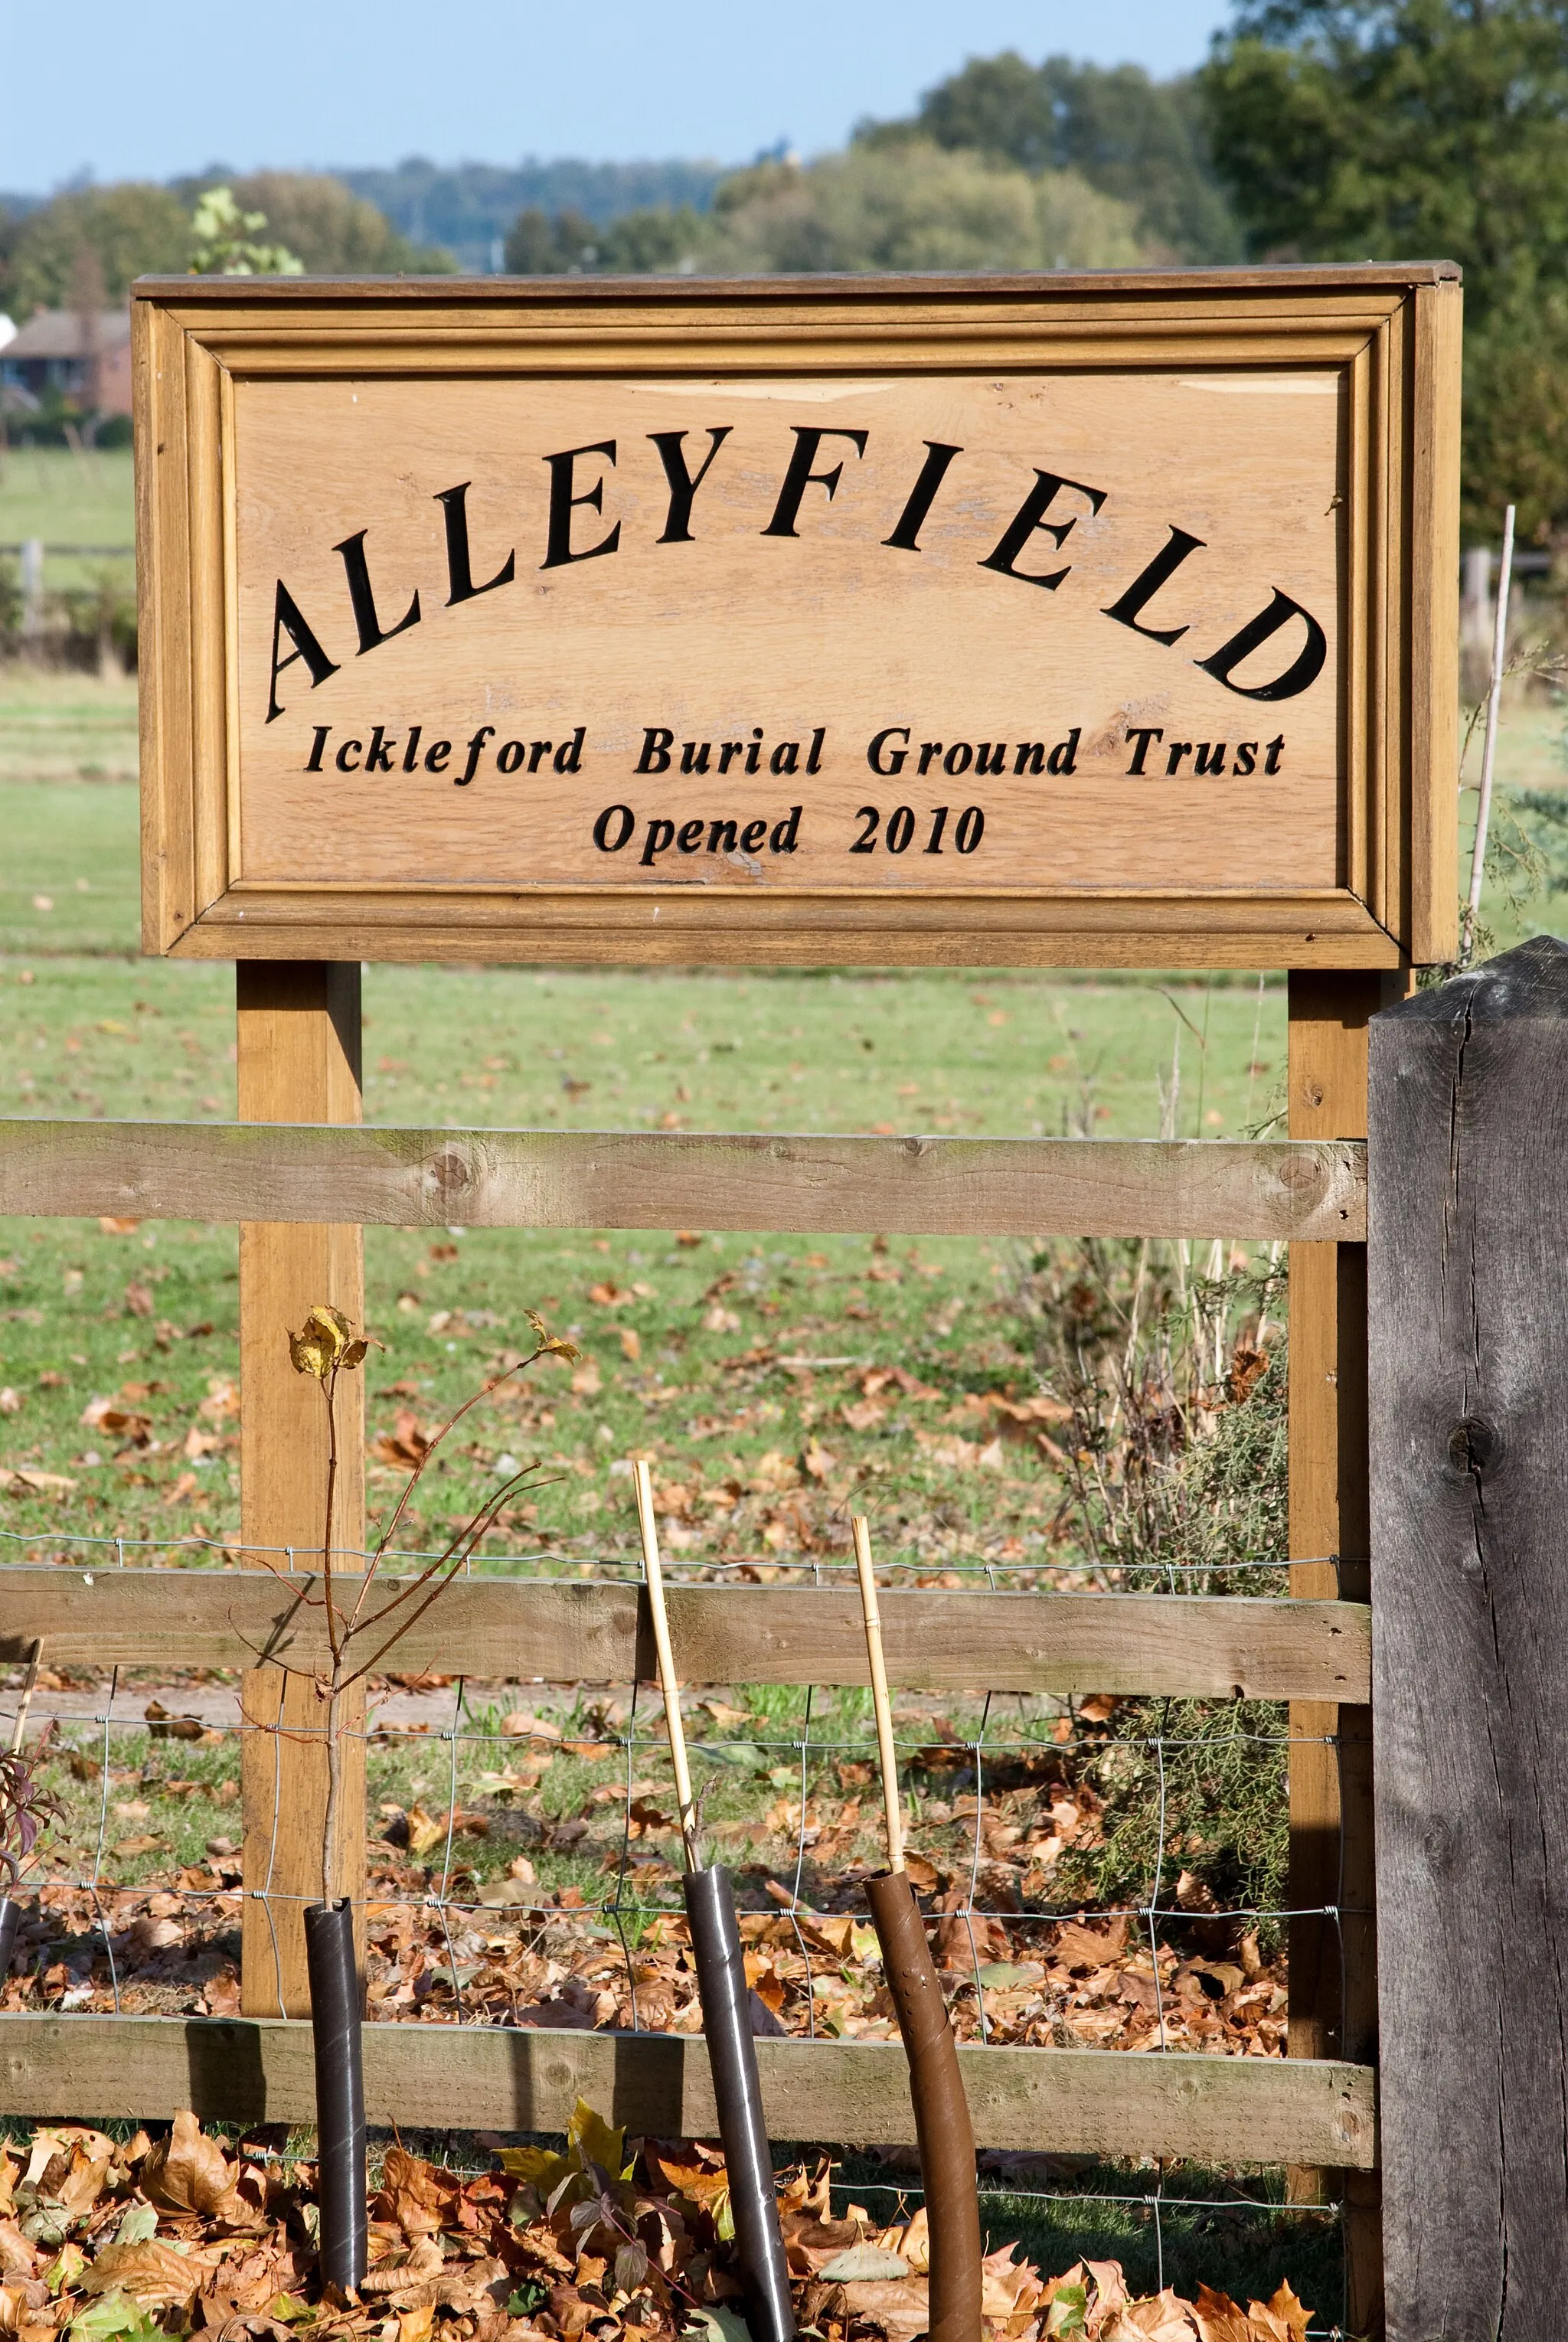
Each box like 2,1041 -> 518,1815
633,1459 -> 701,1873
851,1517 -> 903,1873
358,1341 -> 556,1598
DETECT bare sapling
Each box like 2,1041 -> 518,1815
275,1302 -> 577,1908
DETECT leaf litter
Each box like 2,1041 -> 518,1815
0,2102 -> 1315,2342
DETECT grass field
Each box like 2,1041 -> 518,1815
0,446 -> 136,596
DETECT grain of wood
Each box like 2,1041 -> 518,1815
0,1125 -> 1367,1243
237,962 -> 365,2020
132,273 -> 1456,968
1285,968 -> 1392,2334
0,2014 -> 1377,2166
1370,936 -> 1568,2338
0,1573 -> 1370,1702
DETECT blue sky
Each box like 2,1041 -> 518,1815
2,1 -> 1234,194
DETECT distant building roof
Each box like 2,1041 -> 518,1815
8,307 -> 131,359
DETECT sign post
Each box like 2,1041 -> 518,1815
134,263 -> 1461,2318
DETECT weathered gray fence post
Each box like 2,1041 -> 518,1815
1370,935 -> 1568,2340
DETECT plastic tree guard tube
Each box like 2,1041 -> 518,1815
305,1899 -> 368,2294
0,1898 -> 18,1983
684,1863 -> 795,2342
864,1869 -> 982,2342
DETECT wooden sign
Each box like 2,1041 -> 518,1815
134,266 -> 1459,967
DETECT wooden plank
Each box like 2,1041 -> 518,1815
132,260 -> 1458,304
1285,968 -> 1390,2333
1409,278 -> 1463,967
0,1571 -> 1371,1703
0,1124 -> 1367,1243
1370,938 -> 1568,2338
237,964 -> 365,2021
0,2015 -> 1377,2167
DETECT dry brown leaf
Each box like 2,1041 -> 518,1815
1191,2285 -> 1253,2342
1245,2282 -> 1311,2342
84,2239 -> 207,2308
142,2108 -> 239,2218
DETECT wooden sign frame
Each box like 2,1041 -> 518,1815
133,264 -> 1460,969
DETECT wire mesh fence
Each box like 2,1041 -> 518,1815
0,1522 -> 1354,2329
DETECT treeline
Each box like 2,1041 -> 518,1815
5,4 -> 1568,534
0,171 -> 456,314
504,57 -> 1232,280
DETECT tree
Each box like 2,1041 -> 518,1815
221,172 -> 456,273
0,183 -> 189,312
706,142 -> 1144,273
1202,0 -> 1568,537
188,187 -> 304,276
858,51 -> 1243,263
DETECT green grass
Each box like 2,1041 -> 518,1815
0,447 -> 136,595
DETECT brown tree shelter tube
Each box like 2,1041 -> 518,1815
853,1518 -> 982,2342
864,1869 -> 983,2342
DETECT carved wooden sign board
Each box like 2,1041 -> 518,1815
133,266 -> 1459,968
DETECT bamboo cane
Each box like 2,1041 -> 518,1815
852,1516 -> 904,1873
632,1459 -> 701,1872
851,1517 -> 982,2342
632,1459 -> 793,2342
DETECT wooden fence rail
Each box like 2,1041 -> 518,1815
0,1569 -> 1369,1703
0,2018 -> 1376,2166
0,1122 -> 1367,1240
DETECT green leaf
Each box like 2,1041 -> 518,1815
113,2205 -> 157,2246
69,2293 -> 163,2342
684,2309 -> 752,2342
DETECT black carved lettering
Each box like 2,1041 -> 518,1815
707,818 -> 739,853
594,804 -> 635,852
1165,741 -> 1194,775
434,482 -> 515,605
1234,742 -> 1259,776
1102,527 -> 1206,645
678,818 -> 705,852
266,581 -> 339,722
641,818 -> 675,866
1125,727 -> 1164,776
364,725 -> 397,774
883,439 -> 962,550
541,441 -> 620,568
333,530 -> 421,655
1197,593 -> 1327,701
458,726 -> 495,786
638,727 -> 674,775
762,427 -> 869,537
1014,743 -> 1046,776
867,727 -> 909,776
1265,734 -> 1285,773
1047,728 -> 1080,776
528,741 -> 554,772
975,742 -> 1006,776
648,427 -> 732,543
980,470 -> 1106,590
305,724 -> 331,771
681,742 -> 712,774
1194,742 -> 1227,775
770,805 -> 802,853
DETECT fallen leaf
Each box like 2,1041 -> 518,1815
122,1285 -> 155,1321
82,2241 -> 205,2309
141,2110 -> 239,2218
